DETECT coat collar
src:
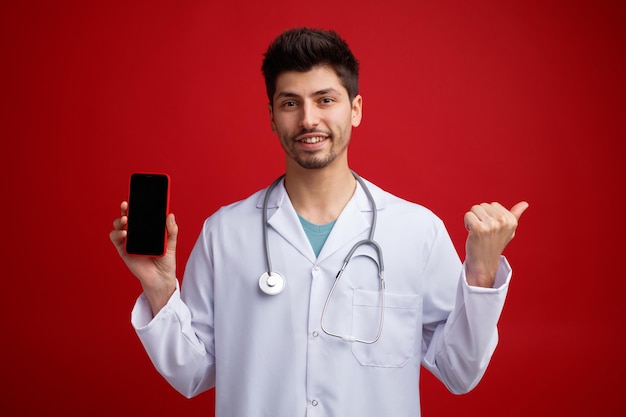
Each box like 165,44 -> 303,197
255,175 -> 387,264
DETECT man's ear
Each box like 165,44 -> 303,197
351,95 -> 363,127
268,103 -> 276,132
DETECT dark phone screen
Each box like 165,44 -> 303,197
126,173 -> 169,256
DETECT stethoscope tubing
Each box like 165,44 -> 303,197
260,171 -> 386,344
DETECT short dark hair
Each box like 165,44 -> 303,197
261,28 -> 359,105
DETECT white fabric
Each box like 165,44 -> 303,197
132,177 -> 511,417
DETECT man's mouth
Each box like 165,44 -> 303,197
298,136 -> 326,144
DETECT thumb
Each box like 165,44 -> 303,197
510,201 -> 529,220
166,213 -> 178,249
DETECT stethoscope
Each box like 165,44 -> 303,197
259,171 -> 386,344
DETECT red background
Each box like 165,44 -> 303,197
2,0 -> 624,415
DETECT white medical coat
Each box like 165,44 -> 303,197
132,177 -> 511,417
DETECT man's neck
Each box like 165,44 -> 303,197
284,164 -> 356,225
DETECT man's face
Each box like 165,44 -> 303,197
269,65 -> 362,170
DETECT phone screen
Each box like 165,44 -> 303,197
125,173 -> 170,256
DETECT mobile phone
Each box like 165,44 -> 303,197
125,173 -> 170,256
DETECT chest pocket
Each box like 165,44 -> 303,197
351,289 -> 422,367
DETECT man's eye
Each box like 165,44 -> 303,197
320,97 -> 334,104
283,101 -> 297,107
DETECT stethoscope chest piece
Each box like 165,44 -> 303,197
259,271 -> 285,295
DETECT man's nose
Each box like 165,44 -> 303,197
299,102 -> 320,130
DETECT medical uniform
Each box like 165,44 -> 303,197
132,177 -> 511,417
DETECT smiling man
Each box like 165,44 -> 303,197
110,27 -> 528,416
271,69 -> 360,169
269,65 -> 363,225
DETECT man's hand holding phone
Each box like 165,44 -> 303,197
109,173 -> 178,317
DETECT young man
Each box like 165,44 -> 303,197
110,28 -> 528,416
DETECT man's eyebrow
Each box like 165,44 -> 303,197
313,88 -> 341,96
275,88 -> 342,99
276,91 -> 301,99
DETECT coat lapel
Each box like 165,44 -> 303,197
256,176 -> 387,264
258,178 -> 316,263
317,178 -> 387,262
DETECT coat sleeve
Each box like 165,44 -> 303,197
420,220 -> 511,394
130,219 -> 217,398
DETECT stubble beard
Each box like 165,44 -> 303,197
294,149 -> 337,169
284,129 -> 340,170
